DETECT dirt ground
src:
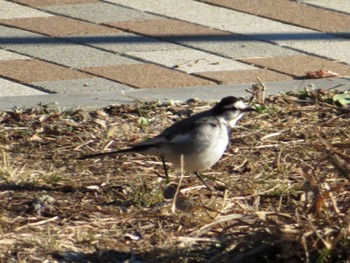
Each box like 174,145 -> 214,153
0,89 -> 349,262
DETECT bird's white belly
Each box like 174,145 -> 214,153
163,127 -> 229,172
183,140 -> 227,172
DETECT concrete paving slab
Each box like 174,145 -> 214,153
0,49 -> 30,60
68,33 -> 184,53
0,92 -> 134,111
0,0 -> 53,19
124,78 -> 350,102
1,78 -> 349,111
107,18 -> 227,38
107,18 -> 301,59
0,16 -> 121,37
201,0 -> 350,33
4,39 -> 139,69
107,0 -> 312,36
0,78 -> 47,97
33,78 -> 134,94
277,37 -> 350,64
126,85 -> 254,102
0,25 -> 52,48
13,0 -> 99,7
83,63 -> 215,88
13,0 -> 98,7
197,69 -> 293,84
242,55 -> 350,78
127,48 -> 254,74
0,59 -> 93,83
176,35 -> 302,59
302,0 -> 350,14
42,2 -> 159,23
0,25 -> 138,68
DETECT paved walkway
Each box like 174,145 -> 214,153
0,0 -> 350,110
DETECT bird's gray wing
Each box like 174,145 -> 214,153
159,110 -> 219,141
130,110 -> 217,149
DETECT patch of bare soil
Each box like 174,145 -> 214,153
0,90 -> 349,262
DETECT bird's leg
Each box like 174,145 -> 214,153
194,172 -> 211,191
161,156 -> 170,184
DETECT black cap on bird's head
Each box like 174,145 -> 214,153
212,96 -> 256,114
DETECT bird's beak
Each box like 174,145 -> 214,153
242,106 -> 257,112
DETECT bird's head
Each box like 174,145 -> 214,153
212,96 -> 256,128
213,96 -> 256,114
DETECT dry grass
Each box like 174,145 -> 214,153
0,89 -> 349,263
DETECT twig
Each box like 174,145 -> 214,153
15,216 -> 59,231
171,154 -> 184,213
260,132 -> 281,141
191,214 -> 243,237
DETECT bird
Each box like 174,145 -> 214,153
79,96 -> 256,187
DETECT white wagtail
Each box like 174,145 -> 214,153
79,96 -> 256,186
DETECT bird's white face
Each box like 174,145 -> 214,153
221,99 -> 251,128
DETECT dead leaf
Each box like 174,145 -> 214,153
301,69 -> 339,79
